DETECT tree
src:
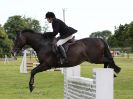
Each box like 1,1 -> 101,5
109,24 -> 130,47
127,22 -> 133,42
4,15 -> 28,40
4,15 -> 42,40
89,31 -> 101,38
107,36 -> 118,47
42,21 -> 49,32
0,26 -> 13,57
90,30 -> 112,41
127,22 -> 133,51
100,30 -> 112,41
24,17 -> 41,32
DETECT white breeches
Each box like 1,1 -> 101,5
57,35 -> 73,46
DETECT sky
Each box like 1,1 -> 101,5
0,0 -> 133,39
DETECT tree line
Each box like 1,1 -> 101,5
89,22 -> 133,52
0,15 -> 133,57
0,15 -> 49,57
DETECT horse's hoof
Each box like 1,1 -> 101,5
114,74 -> 117,77
115,66 -> 121,74
29,84 -> 35,92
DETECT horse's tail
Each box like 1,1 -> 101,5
101,39 -> 121,74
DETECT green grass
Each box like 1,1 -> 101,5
0,56 -> 133,99
81,57 -> 133,99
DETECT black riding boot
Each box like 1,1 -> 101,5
58,45 -> 67,64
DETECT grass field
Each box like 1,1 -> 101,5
0,56 -> 133,99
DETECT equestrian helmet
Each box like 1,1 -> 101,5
45,12 -> 55,18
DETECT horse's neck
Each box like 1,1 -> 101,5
26,34 -> 44,52
26,34 -> 53,53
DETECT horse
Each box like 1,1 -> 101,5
11,29 -> 121,92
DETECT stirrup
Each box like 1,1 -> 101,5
58,45 -> 67,58
60,58 -> 64,64
59,58 -> 67,64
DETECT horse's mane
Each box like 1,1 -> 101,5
21,29 -> 35,33
21,29 -> 43,36
21,29 -> 55,42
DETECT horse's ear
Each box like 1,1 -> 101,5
16,32 -> 20,38
16,32 -> 21,37
16,30 -> 21,37
16,32 -> 19,36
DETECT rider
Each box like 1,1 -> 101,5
44,12 -> 77,64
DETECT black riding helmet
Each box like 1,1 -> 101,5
45,12 -> 56,18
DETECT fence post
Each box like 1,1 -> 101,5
64,65 -> 80,99
93,68 -> 114,99
20,50 -> 27,73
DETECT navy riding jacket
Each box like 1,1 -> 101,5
44,18 -> 77,39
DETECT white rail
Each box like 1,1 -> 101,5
64,67 -> 114,99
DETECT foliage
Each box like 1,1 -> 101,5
0,56 -> 133,99
24,17 -> 41,32
42,21 -> 49,32
0,26 -> 13,57
89,22 -> 133,52
4,15 -> 27,40
90,21 -> 133,50
113,24 -> 129,47
89,30 -> 112,42
127,22 -> 133,43
108,23 -> 132,48
4,15 -> 42,40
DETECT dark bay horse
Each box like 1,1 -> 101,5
11,29 -> 121,92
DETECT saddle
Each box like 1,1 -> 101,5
52,36 -> 75,53
63,36 -> 75,52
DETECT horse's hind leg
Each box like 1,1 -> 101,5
29,64 -> 49,92
103,57 -> 117,77
104,62 -> 109,68
103,57 -> 121,74
103,57 -> 110,68
101,38 -> 121,74
109,60 -> 121,74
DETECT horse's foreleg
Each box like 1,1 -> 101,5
29,64 -> 49,92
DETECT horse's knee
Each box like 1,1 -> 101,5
30,68 -> 37,77
31,65 -> 43,75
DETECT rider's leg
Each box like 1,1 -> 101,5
58,45 -> 67,64
56,35 -> 73,64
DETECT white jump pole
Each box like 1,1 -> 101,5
64,65 -> 80,98
20,50 -> 27,73
63,65 -> 80,78
64,67 -> 114,99
93,68 -> 114,99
